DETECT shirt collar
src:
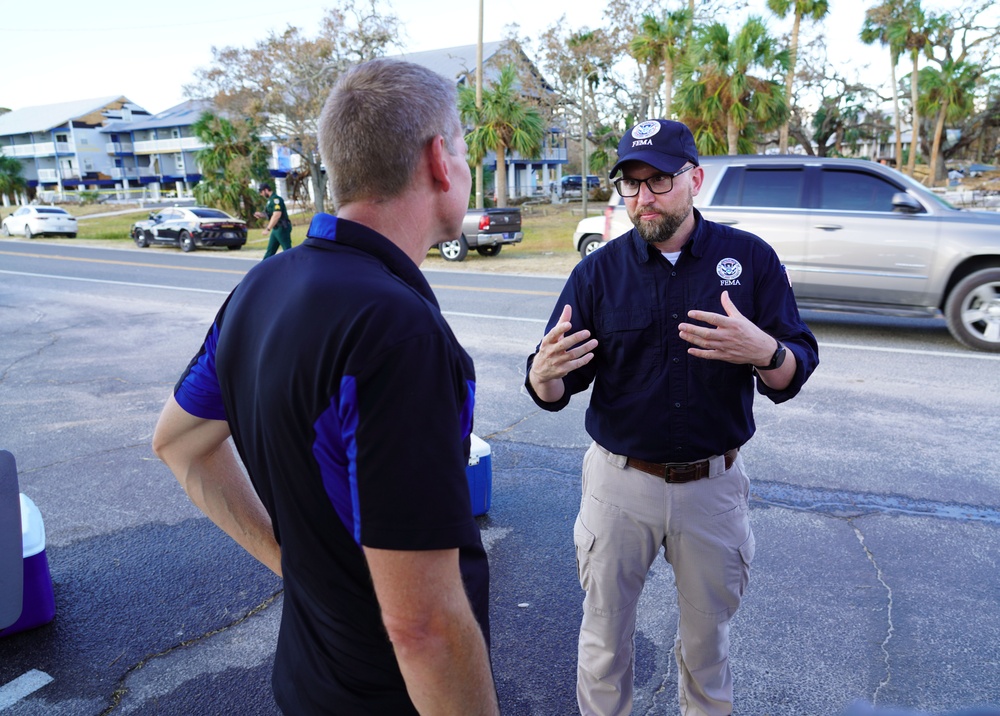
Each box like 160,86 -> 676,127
304,213 -> 439,308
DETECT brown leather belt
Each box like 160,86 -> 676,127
625,448 -> 739,483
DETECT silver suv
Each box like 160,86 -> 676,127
596,156 -> 1000,352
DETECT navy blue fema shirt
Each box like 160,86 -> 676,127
526,208 -> 819,464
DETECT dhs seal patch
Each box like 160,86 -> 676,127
631,121 -> 662,140
717,258 -> 742,286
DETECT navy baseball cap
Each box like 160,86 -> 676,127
609,119 -> 699,178
259,183 -> 272,192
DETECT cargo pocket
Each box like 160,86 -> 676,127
737,529 -> 756,598
574,516 -> 596,591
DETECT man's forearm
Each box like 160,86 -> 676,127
392,607 -> 498,716
181,442 -> 282,577
364,547 -> 498,715
153,398 -> 282,576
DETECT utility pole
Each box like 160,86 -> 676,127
581,74 -> 588,219
475,0 -> 485,209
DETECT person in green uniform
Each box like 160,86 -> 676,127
255,183 -> 292,259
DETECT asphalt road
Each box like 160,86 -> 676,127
1,240 -> 999,715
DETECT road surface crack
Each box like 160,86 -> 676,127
851,522 -> 894,704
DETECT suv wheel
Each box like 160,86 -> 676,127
179,231 -> 195,253
439,235 -> 468,262
945,267 -> 1000,352
476,245 -> 502,257
579,234 -> 602,259
133,228 -> 149,248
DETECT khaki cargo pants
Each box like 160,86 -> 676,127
574,443 -> 755,716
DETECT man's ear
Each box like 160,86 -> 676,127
427,135 -> 452,192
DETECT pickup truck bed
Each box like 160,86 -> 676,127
437,207 -> 523,261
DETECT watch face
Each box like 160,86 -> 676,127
773,345 -> 787,369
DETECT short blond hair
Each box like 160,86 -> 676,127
319,58 -> 461,206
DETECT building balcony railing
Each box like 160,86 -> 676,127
5,144 -> 35,157
6,142 -> 57,157
133,137 -> 204,154
37,168 -> 79,182
106,141 -> 135,154
508,147 -> 568,163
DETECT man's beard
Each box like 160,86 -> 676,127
630,204 -> 693,245
629,190 -> 694,245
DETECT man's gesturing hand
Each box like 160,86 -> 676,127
678,290 -> 775,365
528,304 -> 598,403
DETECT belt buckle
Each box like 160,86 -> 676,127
662,460 -> 702,483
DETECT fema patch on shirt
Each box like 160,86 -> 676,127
717,258 -> 742,286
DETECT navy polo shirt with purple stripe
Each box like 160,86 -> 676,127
174,213 -> 487,715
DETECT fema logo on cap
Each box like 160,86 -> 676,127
631,121 -> 662,140
717,258 -> 742,280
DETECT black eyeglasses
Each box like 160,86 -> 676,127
613,165 -> 695,197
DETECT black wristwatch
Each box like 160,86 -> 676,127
754,340 -> 786,371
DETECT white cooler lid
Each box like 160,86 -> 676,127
469,433 -> 490,459
19,493 -> 46,559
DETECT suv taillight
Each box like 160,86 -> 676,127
603,205 -> 614,240
479,214 -> 490,231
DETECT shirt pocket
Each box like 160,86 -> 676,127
595,306 -> 660,393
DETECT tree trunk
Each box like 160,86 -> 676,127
727,116 -> 739,155
906,49 -> 920,177
309,154 -> 327,214
663,56 -> 674,119
495,146 -> 508,207
928,102 -> 948,187
779,12 -> 802,154
892,59 -> 902,169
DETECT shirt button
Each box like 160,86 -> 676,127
672,357 -> 679,363
671,271 -> 677,277
671,313 -> 678,319
674,402 -> 681,408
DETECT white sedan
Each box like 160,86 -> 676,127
1,206 -> 78,239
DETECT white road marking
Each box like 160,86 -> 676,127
0,669 -> 54,709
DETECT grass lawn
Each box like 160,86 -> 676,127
50,199 -> 601,259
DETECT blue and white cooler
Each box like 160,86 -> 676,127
0,494 -> 56,638
466,434 -> 492,517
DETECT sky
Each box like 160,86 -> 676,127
3,0 -> 895,116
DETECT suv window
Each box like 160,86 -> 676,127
712,168 -> 805,209
819,169 -> 901,212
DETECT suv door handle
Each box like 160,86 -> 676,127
814,224 -> 843,231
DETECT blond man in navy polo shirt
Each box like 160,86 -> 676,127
154,60 -> 497,716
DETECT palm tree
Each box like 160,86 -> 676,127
900,1 -> 937,177
0,154 -> 27,205
628,10 -> 690,119
192,112 -> 271,223
767,0 -> 829,153
675,18 -> 789,156
458,64 -> 545,208
918,59 -> 979,185
587,124 -> 621,179
861,0 -> 909,168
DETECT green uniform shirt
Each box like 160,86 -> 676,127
265,194 -> 291,229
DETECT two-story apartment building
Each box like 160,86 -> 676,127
0,96 -> 152,202
99,99 -> 214,200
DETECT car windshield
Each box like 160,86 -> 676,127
191,209 -> 231,219
36,208 -> 70,215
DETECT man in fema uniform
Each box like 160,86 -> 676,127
525,119 -> 819,715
